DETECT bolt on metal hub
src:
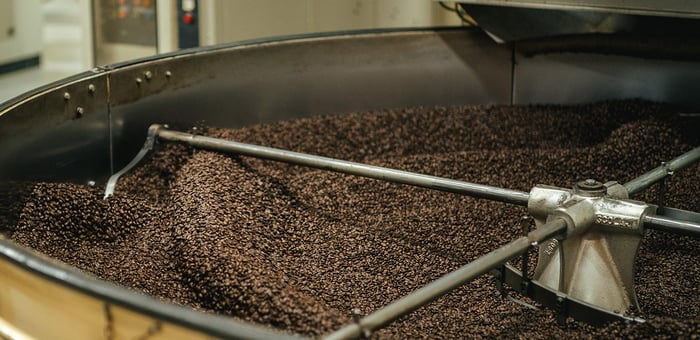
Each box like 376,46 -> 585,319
575,179 -> 606,196
577,178 -> 604,190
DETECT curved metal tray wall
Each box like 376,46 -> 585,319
106,28 -> 512,175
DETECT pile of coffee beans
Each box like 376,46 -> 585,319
8,101 -> 699,338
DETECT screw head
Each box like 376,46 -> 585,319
136,77 -> 143,84
144,71 -> 153,80
76,106 -> 85,117
165,70 -> 172,78
63,92 -> 71,100
88,84 -> 96,94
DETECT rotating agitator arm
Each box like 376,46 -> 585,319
102,125 -> 700,338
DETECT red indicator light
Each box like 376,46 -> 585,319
183,12 -> 194,24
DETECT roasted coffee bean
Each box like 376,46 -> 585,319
9,101 -> 700,338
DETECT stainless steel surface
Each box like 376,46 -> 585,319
135,125 -> 529,205
624,146 -> 700,195
325,218 -> 568,340
0,71 -> 110,183
513,53 -> 700,107
464,5 -> 639,42
644,214 -> 700,237
456,0 -> 700,18
529,182 -> 654,315
460,1 -> 700,43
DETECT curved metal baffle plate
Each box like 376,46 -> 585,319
527,180 -> 654,317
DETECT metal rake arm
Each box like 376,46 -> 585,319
105,124 -> 531,205
624,145 -> 700,195
324,218 -> 569,340
105,125 -> 700,237
644,214 -> 700,237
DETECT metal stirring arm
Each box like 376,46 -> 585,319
103,124 -> 700,338
104,124 -> 530,205
105,124 -> 700,236
103,125 -> 163,199
325,218 -> 569,340
624,146 -> 700,195
624,145 -> 700,235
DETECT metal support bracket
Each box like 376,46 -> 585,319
528,180 -> 655,317
497,264 -> 645,326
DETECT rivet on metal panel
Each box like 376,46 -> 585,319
88,84 -> 96,94
136,77 -> 143,85
144,71 -> 153,80
75,106 -> 85,118
63,92 -> 71,101
165,70 -> 172,78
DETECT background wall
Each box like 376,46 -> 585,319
0,0 -> 42,66
41,0 -> 93,75
200,0 -> 461,46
